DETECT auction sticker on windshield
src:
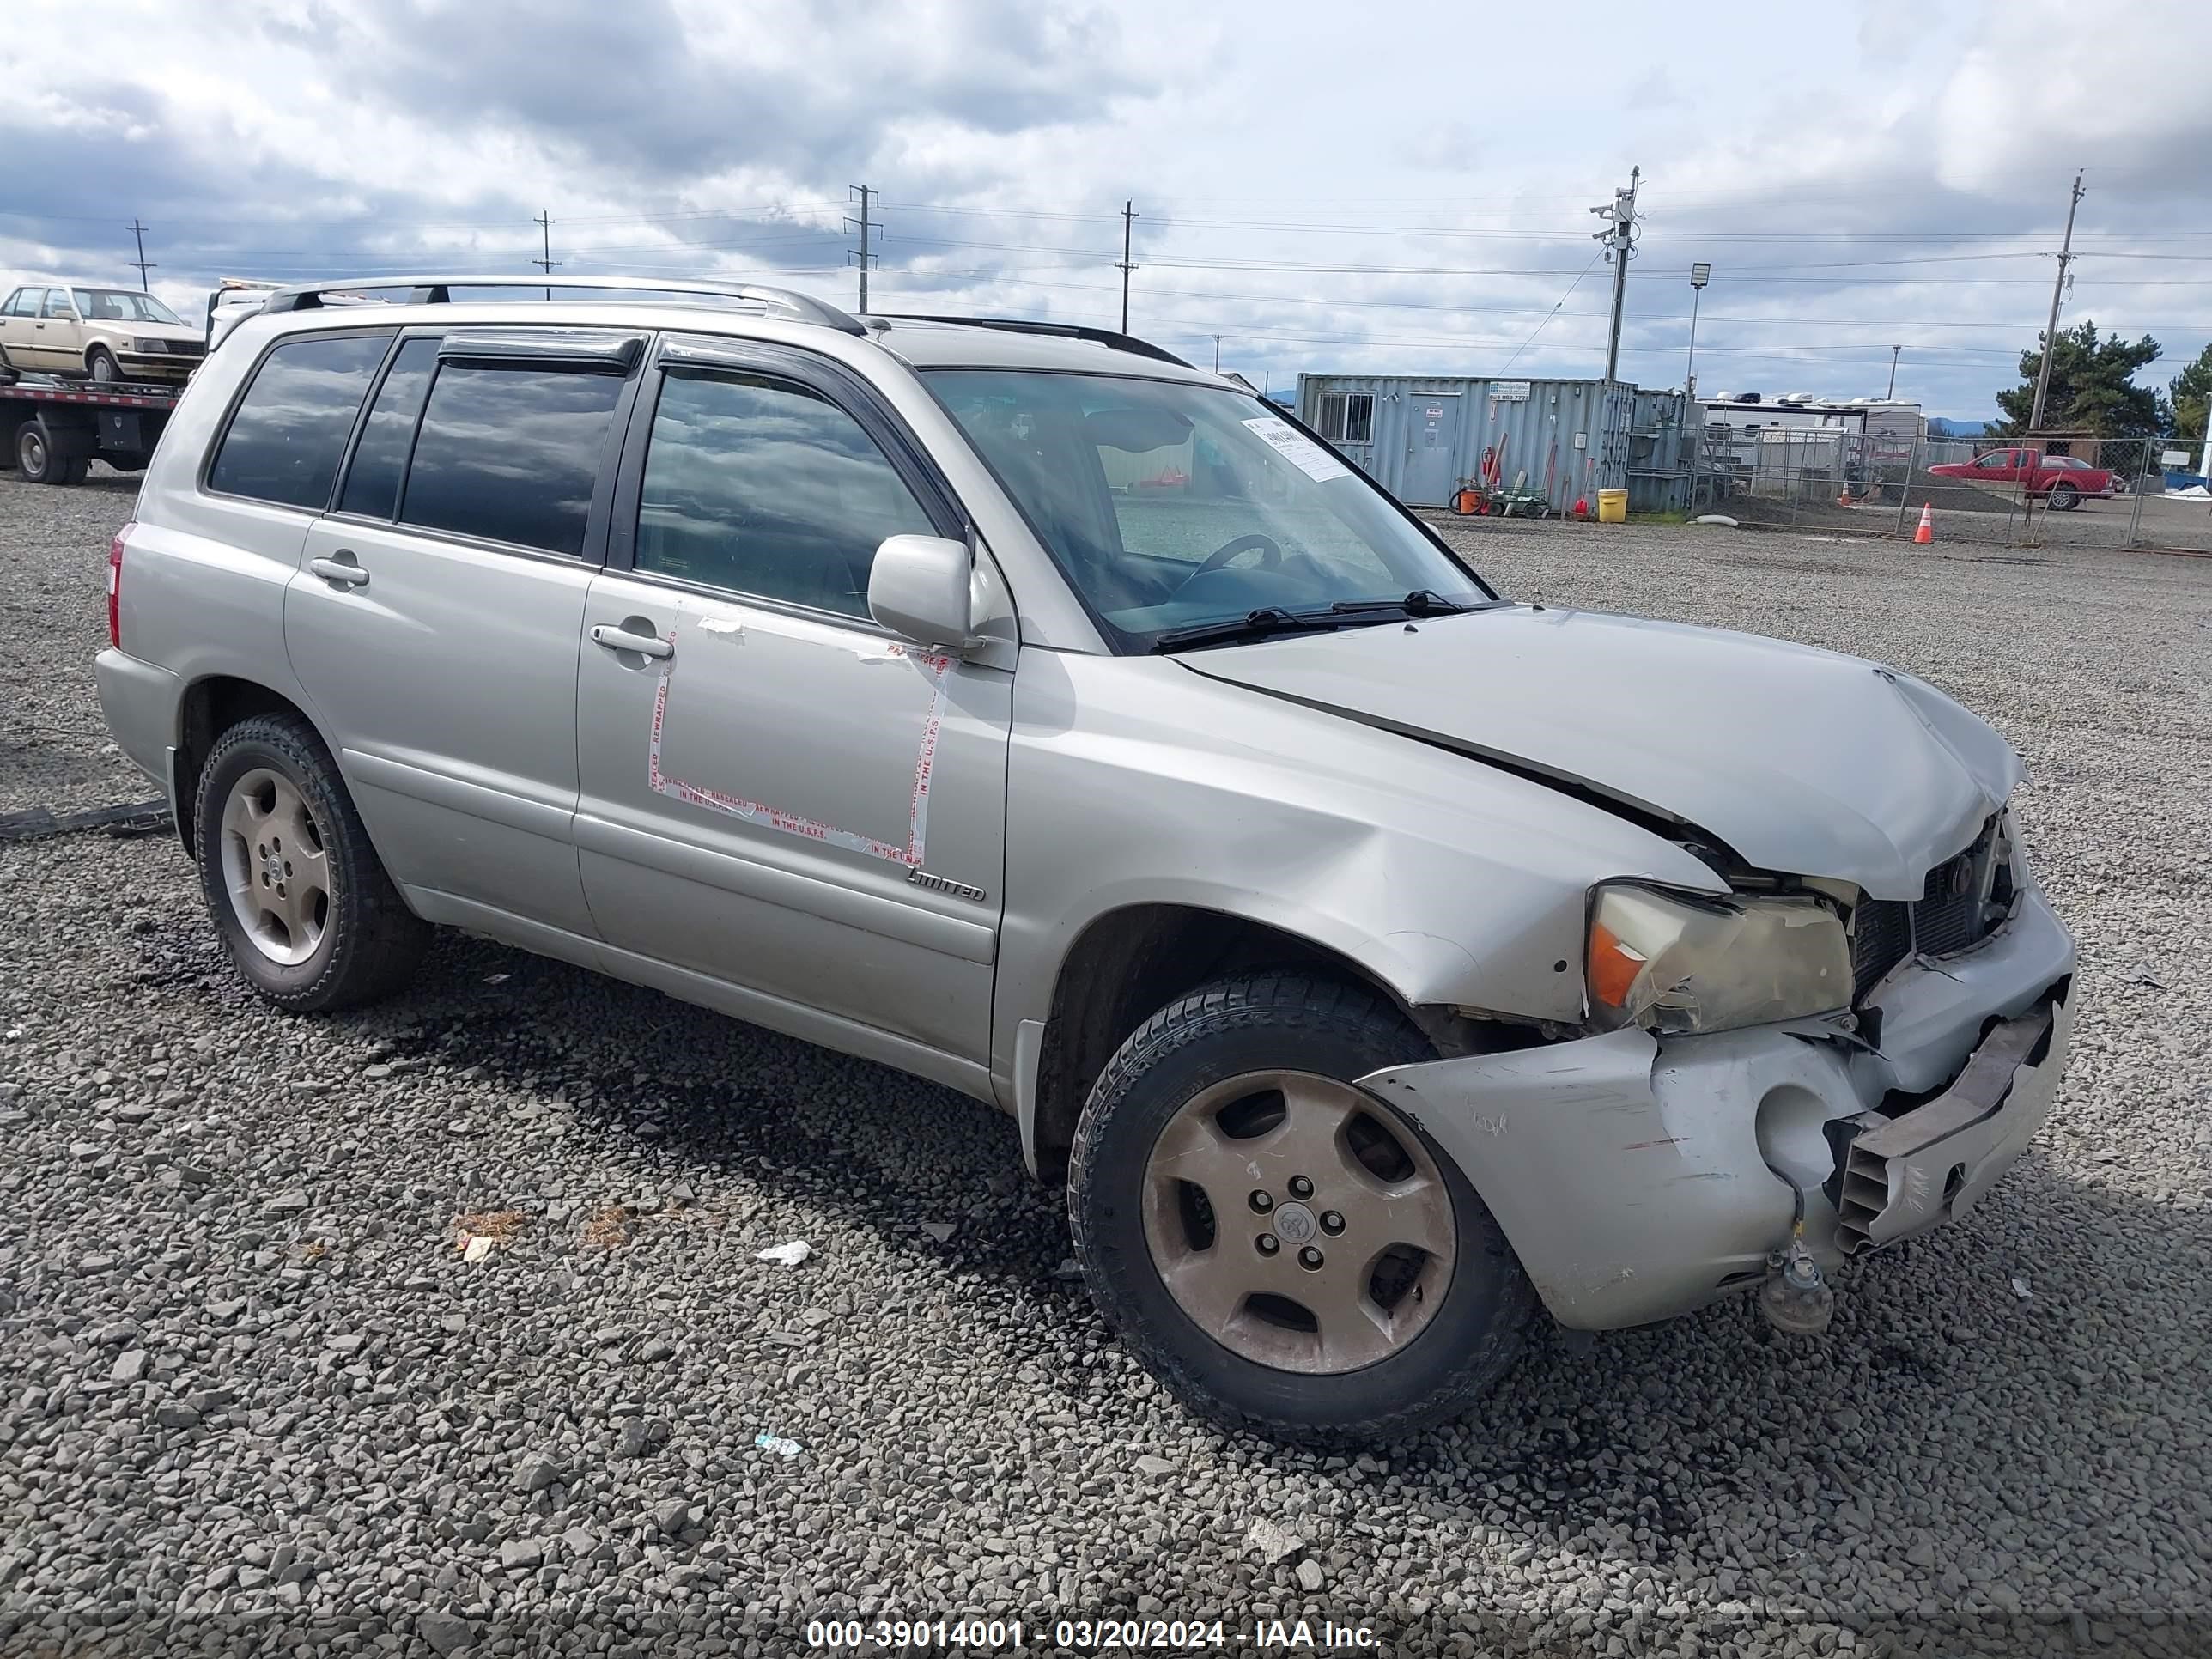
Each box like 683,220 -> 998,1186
1242,415 -> 1352,483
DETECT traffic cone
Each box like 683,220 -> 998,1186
1913,502 -> 1935,544
1838,483 -> 1856,507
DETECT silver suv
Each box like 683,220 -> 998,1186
96,276 -> 2076,1439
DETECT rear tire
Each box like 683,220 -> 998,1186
193,713 -> 430,1011
15,420 -> 82,485
1068,974 -> 1534,1442
2048,483 -> 2080,511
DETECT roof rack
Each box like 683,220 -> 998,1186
251,275 -> 866,337
883,315 -> 1193,368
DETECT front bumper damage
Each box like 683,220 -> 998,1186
1358,887 -> 2075,1331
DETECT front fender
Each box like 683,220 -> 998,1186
993,649 -> 1721,1074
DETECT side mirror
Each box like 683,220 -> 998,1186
867,535 -> 975,651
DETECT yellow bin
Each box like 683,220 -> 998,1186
1596,488 -> 1628,523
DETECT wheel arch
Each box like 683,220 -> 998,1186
1022,902 -> 1507,1183
173,676 -> 328,857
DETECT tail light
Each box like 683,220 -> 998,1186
108,522 -> 131,649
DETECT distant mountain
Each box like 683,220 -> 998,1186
1926,417 -> 1987,437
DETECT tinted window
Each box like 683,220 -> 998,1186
1,289 -> 23,317
207,333 -> 392,509
338,337 -> 438,520
401,363 -> 623,556
635,370 -> 934,617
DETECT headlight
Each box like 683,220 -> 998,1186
1586,883 -> 1850,1035
131,337 -> 163,354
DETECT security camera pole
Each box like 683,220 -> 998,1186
1592,167 -> 1640,384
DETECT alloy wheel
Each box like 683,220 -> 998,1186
219,767 -> 332,966
1139,1070 -> 1455,1374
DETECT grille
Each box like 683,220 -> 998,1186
1911,852 -> 1984,956
165,339 -> 205,357
1850,900 -> 1913,997
1848,818 -> 2002,998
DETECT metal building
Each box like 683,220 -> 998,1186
1296,374 -> 1698,514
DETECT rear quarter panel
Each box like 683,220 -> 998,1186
118,327 -> 320,743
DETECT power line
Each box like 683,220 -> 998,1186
1500,252 -> 1605,373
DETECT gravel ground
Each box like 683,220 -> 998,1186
3,480 -> 2210,1658
0,466 -> 149,816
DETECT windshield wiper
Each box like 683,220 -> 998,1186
1328,589 -> 1485,618
1150,606 -> 1346,653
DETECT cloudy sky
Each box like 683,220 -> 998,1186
4,0 -> 2208,421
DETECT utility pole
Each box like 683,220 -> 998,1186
1212,334 -> 1224,373
1116,200 -> 1139,333
1590,166 -> 1639,383
2027,169 -> 2086,435
532,210 -> 559,301
847,185 -> 875,313
1887,344 -> 1900,399
126,220 -> 155,292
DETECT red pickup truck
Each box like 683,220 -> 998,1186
1927,447 -> 2116,510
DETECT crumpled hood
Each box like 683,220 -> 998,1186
1178,605 -> 2021,900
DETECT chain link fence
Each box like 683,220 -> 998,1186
1698,426 -> 2212,556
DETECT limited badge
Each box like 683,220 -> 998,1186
908,867 -> 987,902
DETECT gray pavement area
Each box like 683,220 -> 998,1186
3,467 -> 2209,1656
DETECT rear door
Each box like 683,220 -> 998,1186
15,289 -> 71,371
0,289 -> 33,365
287,325 -> 645,942
572,336 -> 1011,1071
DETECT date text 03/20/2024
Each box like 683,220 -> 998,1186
804,1618 -> 1382,1650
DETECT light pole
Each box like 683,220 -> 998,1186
1684,263 -> 1711,403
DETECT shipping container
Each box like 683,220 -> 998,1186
1296,374 -> 1695,514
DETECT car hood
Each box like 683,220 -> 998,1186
90,319 -> 204,342
1176,605 -> 2021,900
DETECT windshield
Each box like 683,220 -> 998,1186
925,369 -> 1491,650
72,289 -> 185,326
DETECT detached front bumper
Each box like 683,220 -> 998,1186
1359,888 -> 2075,1331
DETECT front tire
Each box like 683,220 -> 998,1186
87,345 -> 122,383
1068,975 -> 1534,1441
193,714 -> 430,1011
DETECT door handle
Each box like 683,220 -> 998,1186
309,556 -> 369,588
591,624 -> 673,659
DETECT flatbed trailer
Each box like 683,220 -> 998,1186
0,359 -> 180,485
